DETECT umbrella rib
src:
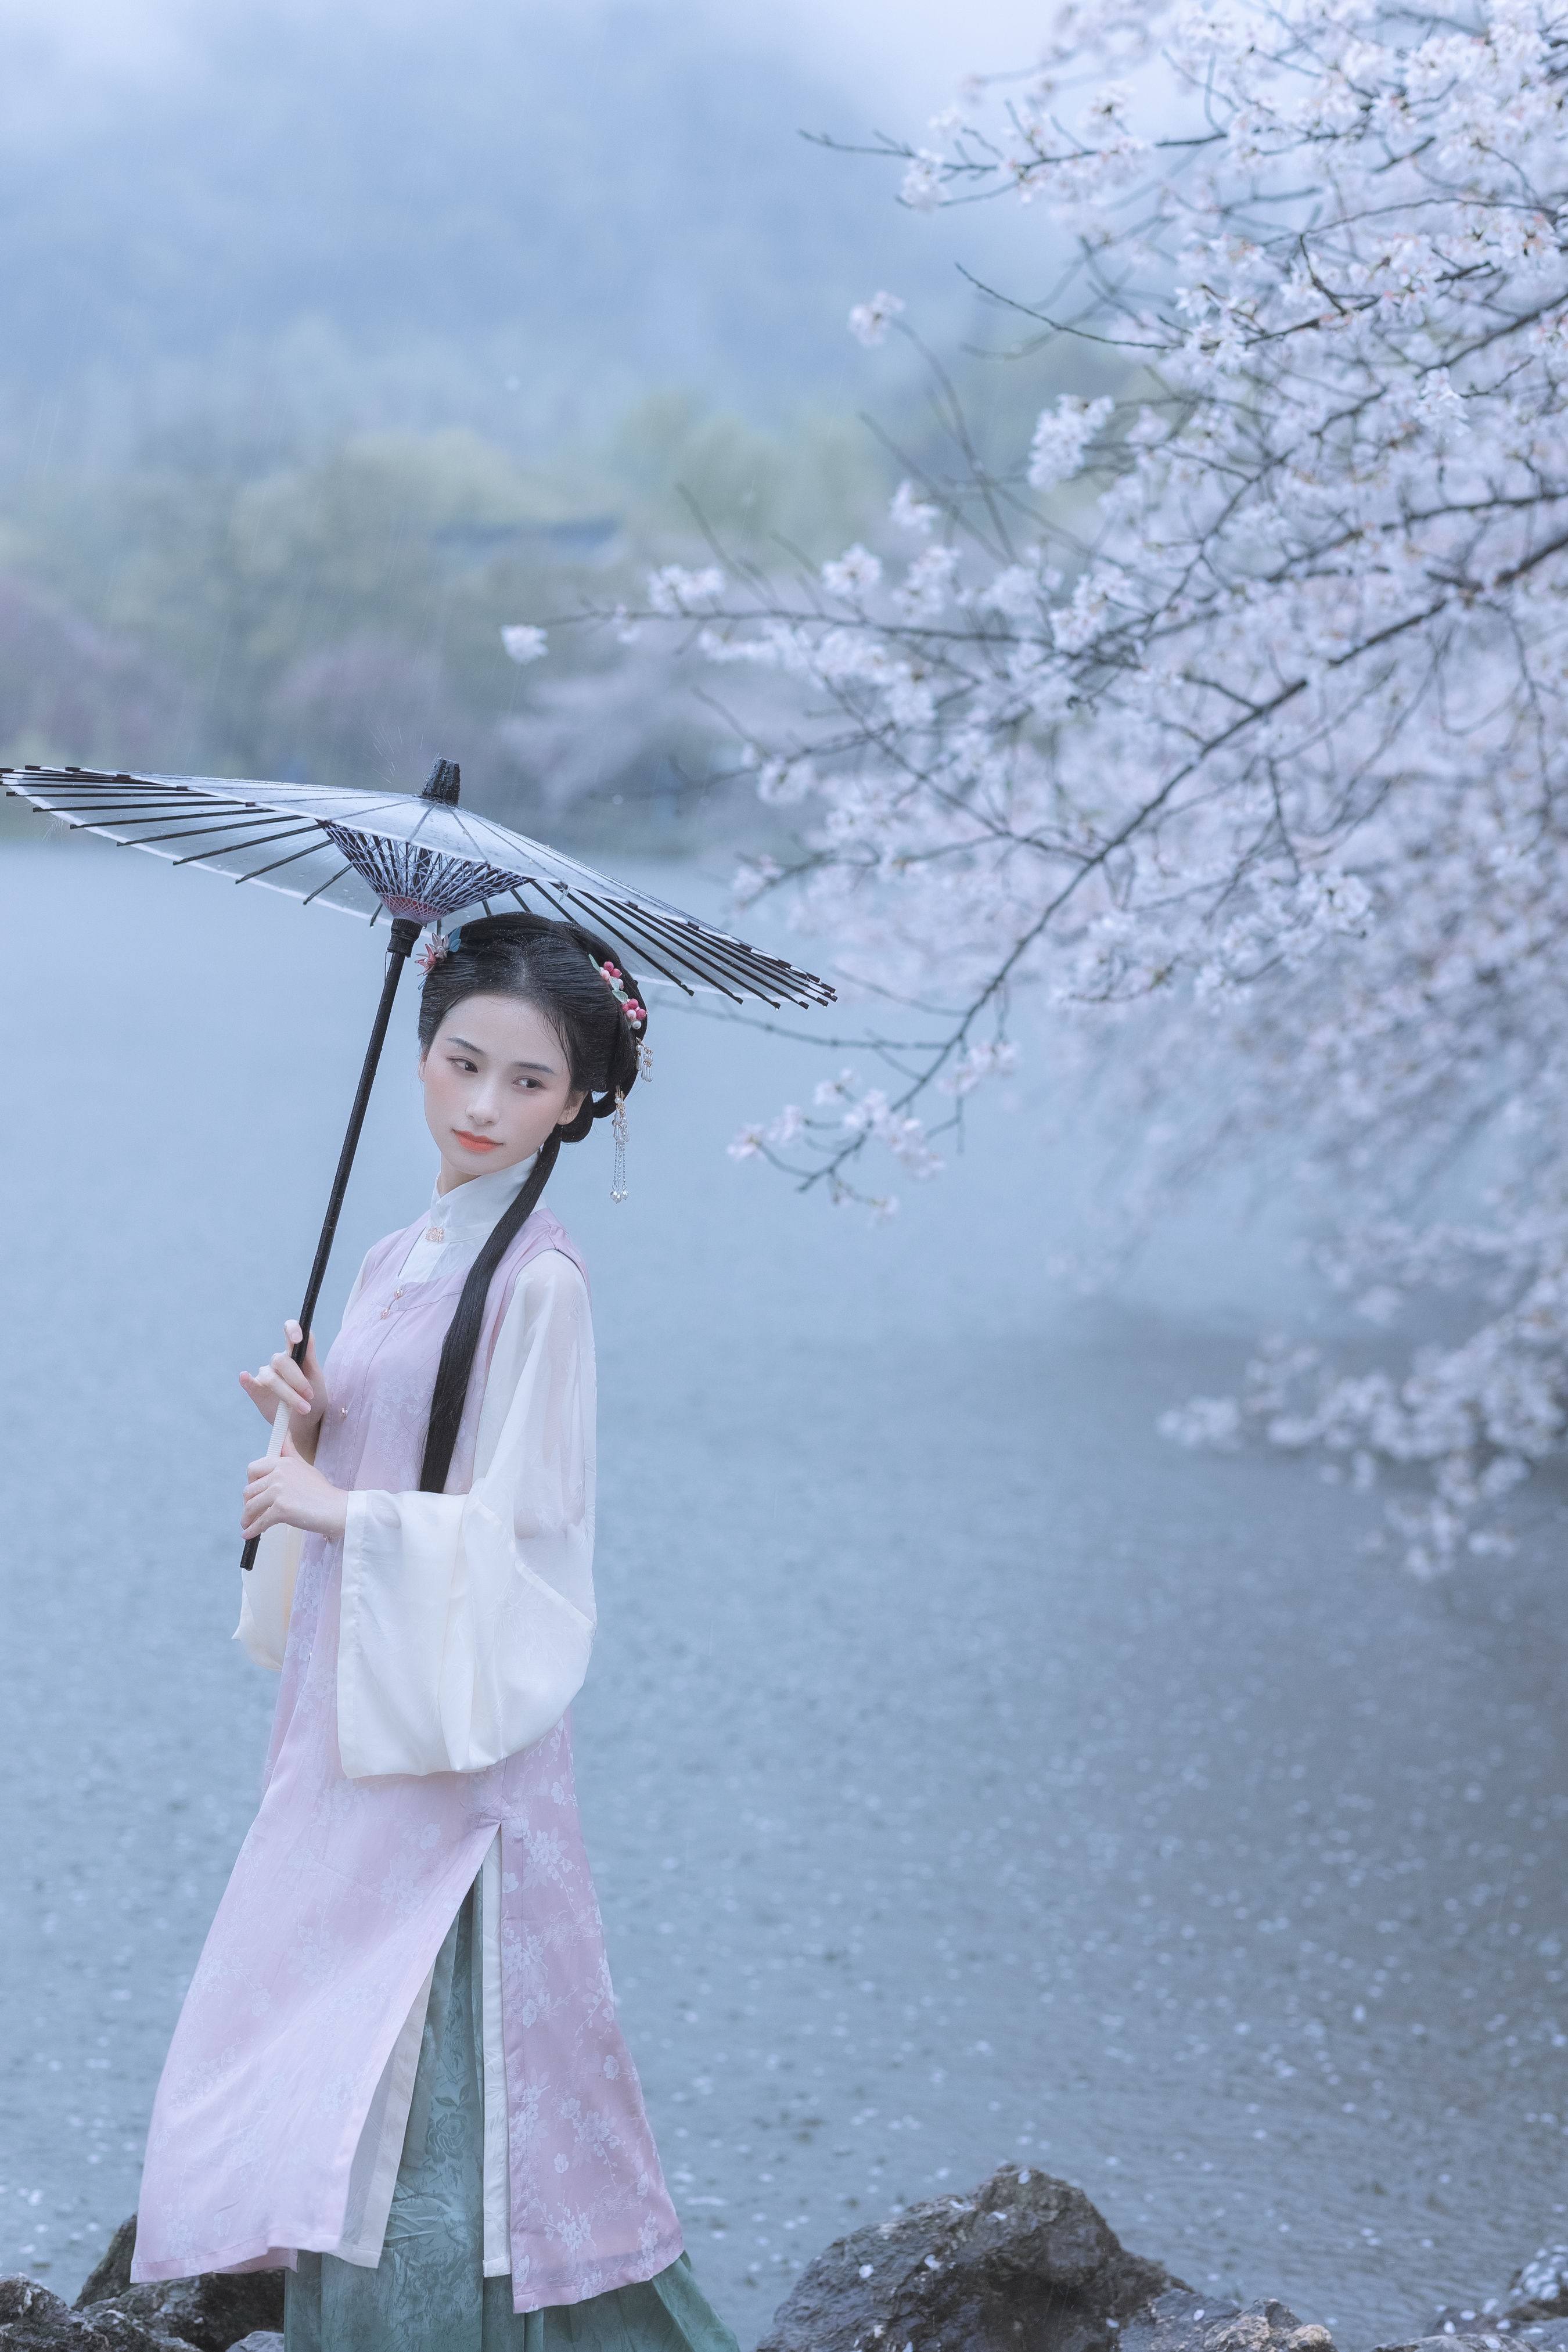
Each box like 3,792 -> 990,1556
86,771 -> 312,814
632,909 -> 796,1002
575,893 -> 769,1004
22,797 -> 262,821
570,893 -> 749,1004
615,922 -> 754,1004
344,791 -> 435,822
50,780 -> 267,809
589,888 -> 785,984
301,863 -> 355,907
440,807 -> 507,862
37,811 -> 215,832
595,904 -> 756,1002
641,911 -> 826,998
88,812 -> 303,850
164,823 -> 322,860
326,792 -> 455,850
515,880 -> 699,998
510,875 -> 593,935
232,838 -> 342,885
120,818 -> 296,847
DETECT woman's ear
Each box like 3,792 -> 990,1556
562,1089 -> 587,1128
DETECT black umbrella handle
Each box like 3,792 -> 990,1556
242,917 -> 422,1571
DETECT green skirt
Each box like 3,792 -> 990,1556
285,1891 -> 736,2352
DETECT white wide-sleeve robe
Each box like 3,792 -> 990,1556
233,1156 -> 596,2274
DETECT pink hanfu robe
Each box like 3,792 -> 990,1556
132,1202 -> 682,2313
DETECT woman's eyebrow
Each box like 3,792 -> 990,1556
446,1033 -> 557,1074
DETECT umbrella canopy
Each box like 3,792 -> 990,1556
4,756 -> 834,1571
0,760 -> 835,1009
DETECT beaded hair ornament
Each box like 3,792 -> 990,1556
596,959 -> 650,1200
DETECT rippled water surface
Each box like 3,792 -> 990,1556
2,837 -> 1566,2345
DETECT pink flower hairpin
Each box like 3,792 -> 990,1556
599,960 -> 646,1027
418,932 -> 451,974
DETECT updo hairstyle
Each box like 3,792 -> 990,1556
415,910 -> 646,1493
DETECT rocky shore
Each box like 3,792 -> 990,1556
3,2167 -> 1567,2352
0,2216 -> 283,2352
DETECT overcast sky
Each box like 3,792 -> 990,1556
8,0 -> 1049,116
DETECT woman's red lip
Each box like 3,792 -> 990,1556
454,1131 -> 501,1150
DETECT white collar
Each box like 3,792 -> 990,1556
426,1152 -> 538,1240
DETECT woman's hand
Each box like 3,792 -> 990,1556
241,1320 -> 328,1458
242,1436 -> 348,1544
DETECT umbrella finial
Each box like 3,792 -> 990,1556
421,758 -> 461,805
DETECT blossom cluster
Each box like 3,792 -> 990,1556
616,0 -> 1568,1562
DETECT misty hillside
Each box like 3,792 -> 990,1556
0,0 -> 1008,470
0,0 -> 1064,837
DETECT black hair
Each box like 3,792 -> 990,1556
415,910 -> 645,1494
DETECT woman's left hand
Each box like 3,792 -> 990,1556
242,1437 -> 349,1543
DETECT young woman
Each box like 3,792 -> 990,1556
131,913 -> 735,2352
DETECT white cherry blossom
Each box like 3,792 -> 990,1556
609,0 -> 1568,1559
848,289 -> 906,347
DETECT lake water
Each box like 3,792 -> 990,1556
2,833 -> 1566,2346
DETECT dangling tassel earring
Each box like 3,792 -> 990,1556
639,1039 -> 653,1082
611,1089 -> 628,1203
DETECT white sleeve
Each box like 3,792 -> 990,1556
233,1248 -> 375,1673
235,1524 -> 301,1671
335,1250 -> 597,1779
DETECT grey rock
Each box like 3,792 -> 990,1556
1123,2288 -> 1335,2352
69,2220 -> 283,2352
95,2279 -> 285,2352
1376,2339 -> 1515,2352
74,2225 -> 136,2313
225,2339 -> 284,2351
0,2272 -> 184,2352
1120,2292 -> 1245,2352
1509,2254 -> 1568,2326
757,2163 -> 1178,2352
1420,2308 -> 1568,2350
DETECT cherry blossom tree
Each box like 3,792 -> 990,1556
596,0 -> 1568,1565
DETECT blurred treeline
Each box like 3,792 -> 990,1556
0,0 -> 1049,847
0,398 -> 893,847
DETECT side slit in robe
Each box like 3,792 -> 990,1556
286,1885 -> 738,2352
132,1164 -> 707,2338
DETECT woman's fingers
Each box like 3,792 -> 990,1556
242,1459 -> 275,1533
243,1357 -> 312,1412
240,1370 -> 287,1421
239,1322 -> 318,1435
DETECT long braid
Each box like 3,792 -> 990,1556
413,912 -> 645,1495
417,1132 -> 561,1494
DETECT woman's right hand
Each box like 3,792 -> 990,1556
240,1319 -> 328,1450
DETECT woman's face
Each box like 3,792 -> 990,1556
419,993 -> 587,1191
